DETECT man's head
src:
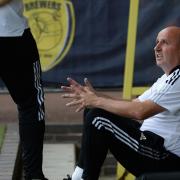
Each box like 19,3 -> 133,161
154,26 -> 180,74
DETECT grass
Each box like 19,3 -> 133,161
0,124 -> 6,151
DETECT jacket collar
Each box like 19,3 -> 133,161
169,65 -> 180,75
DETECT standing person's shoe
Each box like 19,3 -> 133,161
63,174 -> 71,180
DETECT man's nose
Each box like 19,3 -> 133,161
154,43 -> 161,51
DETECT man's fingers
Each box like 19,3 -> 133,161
61,86 -> 73,92
62,93 -> 80,98
84,78 -> 94,91
67,77 -> 86,92
75,104 -> 85,112
66,99 -> 83,107
67,77 -> 80,87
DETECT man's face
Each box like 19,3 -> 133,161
154,27 -> 180,73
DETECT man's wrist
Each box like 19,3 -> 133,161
94,96 -> 104,108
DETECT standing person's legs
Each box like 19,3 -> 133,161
0,29 -> 46,180
81,108 -> 180,180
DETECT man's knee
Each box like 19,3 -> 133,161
17,96 -> 45,124
83,108 -> 106,127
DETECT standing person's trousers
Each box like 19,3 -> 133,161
0,29 -> 45,179
78,108 -> 180,180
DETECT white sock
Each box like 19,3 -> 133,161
72,166 -> 84,180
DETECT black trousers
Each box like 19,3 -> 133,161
0,29 -> 45,179
78,108 -> 180,180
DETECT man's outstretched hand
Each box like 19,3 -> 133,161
61,77 -> 98,112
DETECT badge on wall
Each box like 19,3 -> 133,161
23,0 -> 75,71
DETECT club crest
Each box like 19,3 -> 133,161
23,0 -> 75,71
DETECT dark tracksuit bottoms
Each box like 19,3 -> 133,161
77,108 -> 180,180
0,29 -> 45,179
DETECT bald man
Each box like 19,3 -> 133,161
62,26 -> 180,180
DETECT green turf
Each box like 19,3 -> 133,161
0,124 -> 6,151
